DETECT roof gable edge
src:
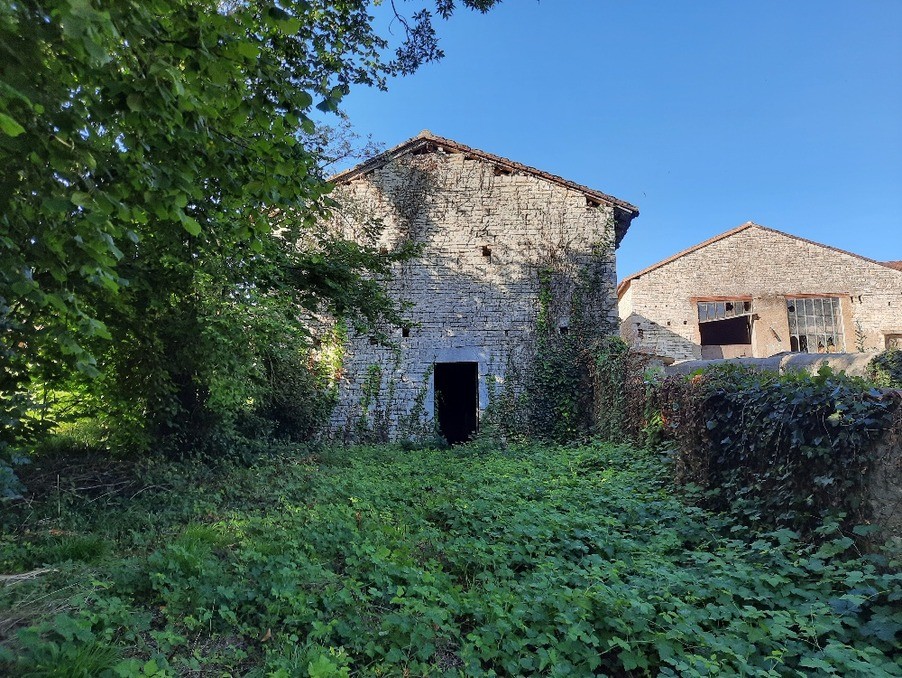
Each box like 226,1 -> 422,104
329,130 -> 640,217
617,222 -> 902,298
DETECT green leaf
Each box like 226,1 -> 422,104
235,42 -> 260,60
297,91 -> 313,109
71,191 -> 92,206
181,215 -> 201,236
0,112 -> 25,137
126,93 -> 143,111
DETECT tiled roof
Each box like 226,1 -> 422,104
329,130 -> 639,245
617,222 -> 902,297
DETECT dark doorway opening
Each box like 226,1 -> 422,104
434,362 -> 479,445
699,316 -> 752,346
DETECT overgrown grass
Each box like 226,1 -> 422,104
1,443 -> 899,676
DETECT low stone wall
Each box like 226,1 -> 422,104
665,351 -> 880,378
870,404 -> 902,546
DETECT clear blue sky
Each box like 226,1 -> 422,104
337,0 -> 902,279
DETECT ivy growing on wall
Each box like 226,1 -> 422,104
522,270 -> 585,441
348,350 -> 437,445
869,349 -> 902,388
647,365 -> 900,532
480,359 -> 530,445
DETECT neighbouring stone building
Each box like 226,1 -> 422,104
325,131 -> 639,442
618,222 -> 902,362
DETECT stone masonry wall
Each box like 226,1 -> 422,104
328,151 -> 619,439
619,226 -> 902,361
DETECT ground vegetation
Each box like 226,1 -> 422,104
1,442 -> 898,676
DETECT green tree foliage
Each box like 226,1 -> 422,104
0,0 -> 500,455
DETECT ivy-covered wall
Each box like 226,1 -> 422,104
593,343 -> 902,538
325,136 -> 634,441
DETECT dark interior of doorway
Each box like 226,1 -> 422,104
699,316 -> 752,346
434,362 -> 478,445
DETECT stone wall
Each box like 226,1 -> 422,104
328,150 -> 620,439
663,351 -> 880,378
619,225 -> 902,361
869,402 -> 902,545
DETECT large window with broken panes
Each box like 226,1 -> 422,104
786,297 -> 844,353
697,299 -> 752,323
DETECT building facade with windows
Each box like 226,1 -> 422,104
617,223 -> 902,361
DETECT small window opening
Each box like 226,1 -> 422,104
482,245 -> 492,257
504,329 -> 509,337
411,143 -> 435,155
368,336 -> 378,345
493,165 -> 513,176
585,196 -> 601,208
558,326 -> 569,336
401,327 -> 410,338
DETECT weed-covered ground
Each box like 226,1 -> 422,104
1,443 -> 899,676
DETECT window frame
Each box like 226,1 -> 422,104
695,297 -> 753,324
786,295 -> 845,353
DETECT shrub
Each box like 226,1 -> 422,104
649,365 -> 900,532
869,349 -> 902,388
254,348 -> 337,443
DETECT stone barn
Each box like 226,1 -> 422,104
325,131 -> 639,442
618,222 -> 902,362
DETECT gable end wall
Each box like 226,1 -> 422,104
328,150 -> 621,438
622,227 -> 902,360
